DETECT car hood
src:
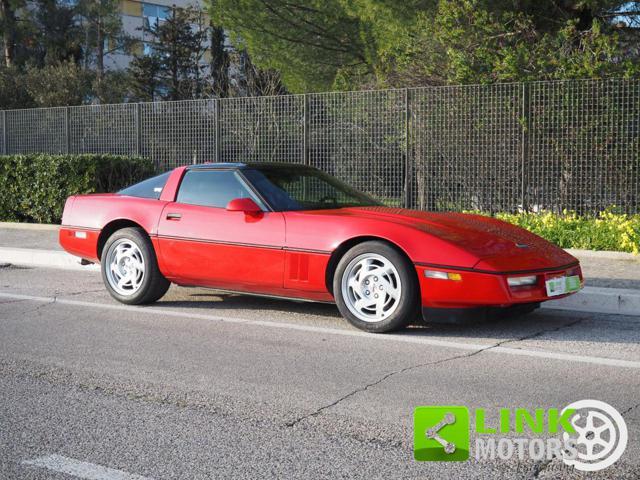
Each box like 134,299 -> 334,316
322,207 -> 577,272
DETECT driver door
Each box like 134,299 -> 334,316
157,168 -> 285,291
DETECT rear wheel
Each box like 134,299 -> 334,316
101,227 -> 170,305
333,241 -> 418,333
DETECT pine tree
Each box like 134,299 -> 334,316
147,6 -> 209,100
128,55 -> 161,102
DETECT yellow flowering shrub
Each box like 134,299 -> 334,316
469,209 -> 640,254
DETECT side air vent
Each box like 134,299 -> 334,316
288,253 -> 309,282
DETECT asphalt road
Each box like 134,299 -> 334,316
0,264 -> 639,479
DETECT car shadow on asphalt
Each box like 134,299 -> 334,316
158,289 -> 344,318
403,310 -> 639,345
153,287 -> 640,345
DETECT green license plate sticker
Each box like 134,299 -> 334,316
546,275 -> 581,296
565,275 -> 581,292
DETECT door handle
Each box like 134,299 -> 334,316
166,213 -> 182,220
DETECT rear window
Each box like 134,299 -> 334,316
118,171 -> 171,199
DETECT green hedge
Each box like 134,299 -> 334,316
0,154 -> 155,224
494,210 -> 640,254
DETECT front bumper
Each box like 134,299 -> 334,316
415,263 -> 583,309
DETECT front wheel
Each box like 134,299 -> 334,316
101,227 -> 170,305
333,241 -> 418,333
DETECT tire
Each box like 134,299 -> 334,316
100,227 -> 170,305
333,241 -> 418,333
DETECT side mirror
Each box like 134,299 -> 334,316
226,197 -> 262,214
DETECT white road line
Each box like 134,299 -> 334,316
2,290 -> 640,370
22,454 -> 153,480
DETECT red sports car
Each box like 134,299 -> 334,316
59,163 -> 583,332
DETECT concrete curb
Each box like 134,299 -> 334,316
565,248 -> 639,261
0,222 -> 59,231
541,286 -> 640,317
0,247 -> 99,272
1,246 -> 638,318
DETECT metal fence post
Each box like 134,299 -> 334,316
521,82 -> 530,212
2,110 -> 7,155
215,98 -> 222,162
135,103 -> 142,157
404,88 -> 412,209
303,94 -> 310,166
64,107 -> 70,154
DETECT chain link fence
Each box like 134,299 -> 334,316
1,78 -> 638,214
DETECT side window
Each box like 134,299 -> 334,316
176,170 -> 260,209
118,171 -> 171,199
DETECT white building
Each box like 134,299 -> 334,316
105,0 -> 208,70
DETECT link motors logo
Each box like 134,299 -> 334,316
414,400 -> 628,472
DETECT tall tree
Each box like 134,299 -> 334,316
209,0 -> 640,91
208,24 -> 230,97
207,0 -> 368,92
136,5 -> 209,100
29,0 -> 83,66
236,49 -> 286,96
128,54 -> 161,101
76,0 -> 131,82
384,0 -> 640,86
0,0 -> 23,67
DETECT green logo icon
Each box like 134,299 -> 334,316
414,406 -> 470,461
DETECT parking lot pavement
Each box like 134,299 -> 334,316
1,265 -> 639,479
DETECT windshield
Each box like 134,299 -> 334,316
242,165 -> 381,211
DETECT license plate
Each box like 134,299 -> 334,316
545,275 -> 581,297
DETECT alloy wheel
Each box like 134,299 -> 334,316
340,253 -> 402,322
105,238 -> 146,296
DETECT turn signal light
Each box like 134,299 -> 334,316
424,270 -> 462,281
507,275 -> 537,287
